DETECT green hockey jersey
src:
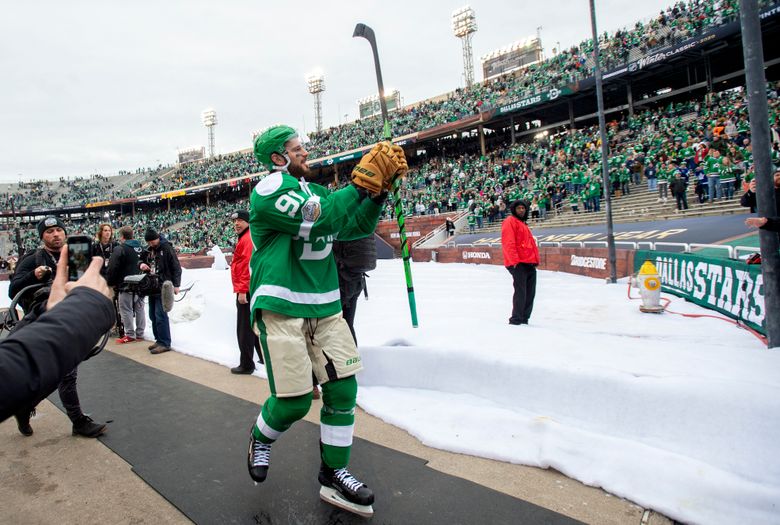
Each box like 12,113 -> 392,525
249,172 -> 382,319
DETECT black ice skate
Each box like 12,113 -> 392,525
247,432 -> 271,483
318,462 -> 374,518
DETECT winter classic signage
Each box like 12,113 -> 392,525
634,250 -> 765,335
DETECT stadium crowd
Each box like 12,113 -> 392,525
304,0 -> 771,158
2,81 -> 778,259
136,153 -> 261,195
1,0 -> 778,260
0,0 -> 772,211
381,84 -> 779,225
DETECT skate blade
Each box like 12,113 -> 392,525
319,486 -> 374,518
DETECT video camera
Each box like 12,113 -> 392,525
122,273 -> 162,297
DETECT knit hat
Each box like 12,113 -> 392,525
144,228 -> 160,242
230,210 -> 250,222
37,216 -> 67,238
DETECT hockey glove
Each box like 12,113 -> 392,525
351,142 -> 404,196
382,144 -> 408,191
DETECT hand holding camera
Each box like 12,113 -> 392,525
34,265 -> 52,281
46,245 -> 112,311
66,235 -> 93,282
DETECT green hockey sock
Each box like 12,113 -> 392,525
320,376 -> 357,468
253,393 -> 313,444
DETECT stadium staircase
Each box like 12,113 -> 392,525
125,166 -> 177,195
112,169 -> 169,196
167,219 -> 194,231
475,183 -> 749,234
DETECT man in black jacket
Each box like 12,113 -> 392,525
7,217 -> 107,438
140,228 -> 182,354
1,248 -> 114,423
670,171 -> 689,211
333,237 -> 376,344
740,171 -> 780,214
107,226 -> 146,344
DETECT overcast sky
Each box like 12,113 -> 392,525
0,1 -> 677,182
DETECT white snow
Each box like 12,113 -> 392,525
207,245 -> 229,270
6,260 -> 778,524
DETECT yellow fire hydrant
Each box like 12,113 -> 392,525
637,260 -> 664,313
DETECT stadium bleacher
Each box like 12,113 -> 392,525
1,0 -> 778,258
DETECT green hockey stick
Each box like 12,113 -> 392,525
353,22 -> 418,327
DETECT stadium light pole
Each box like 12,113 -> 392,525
452,6 -> 478,88
201,109 -> 218,158
589,0 -> 617,283
739,0 -> 779,348
306,71 -> 326,133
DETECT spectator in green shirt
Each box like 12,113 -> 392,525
703,148 -> 724,201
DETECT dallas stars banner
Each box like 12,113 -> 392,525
634,250 -> 765,335
496,87 -> 574,116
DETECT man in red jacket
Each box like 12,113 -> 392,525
501,200 -> 540,325
230,210 -> 263,374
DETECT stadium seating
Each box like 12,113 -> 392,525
1,0 -> 777,258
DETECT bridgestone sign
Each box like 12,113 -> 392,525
635,250 -> 765,334
570,255 -> 606,270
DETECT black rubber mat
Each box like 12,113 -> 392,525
51,351 -> 581,525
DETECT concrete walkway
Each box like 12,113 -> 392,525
0,341 -> 673,525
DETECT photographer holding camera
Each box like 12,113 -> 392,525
7,216 -> 107,438
1,245 -> 114,423
139,228 -> 181,355
106,226 -> 146,344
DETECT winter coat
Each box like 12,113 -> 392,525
106,239 -> 144,288
669,178 -> 687,196
333,236 -> 377,283
740,186 -> 780,215
231,227 -> 252,294
92,241 -> 118,277
141,237 -> 182,287
0,287 -> 114,422
501,200 -> 540,267
759,217 -> 780,232
9,248 -> 59,312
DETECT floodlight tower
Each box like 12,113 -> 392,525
452,6 -> 478,87
307,71 -> 326,132
201,108 -> 217,158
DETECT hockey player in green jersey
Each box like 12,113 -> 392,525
246,125 -> 407,517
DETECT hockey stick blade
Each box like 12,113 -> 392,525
352,23 -> 372,40
319,485 -> 374,518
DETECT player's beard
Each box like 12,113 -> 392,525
288,161 -> 311,179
